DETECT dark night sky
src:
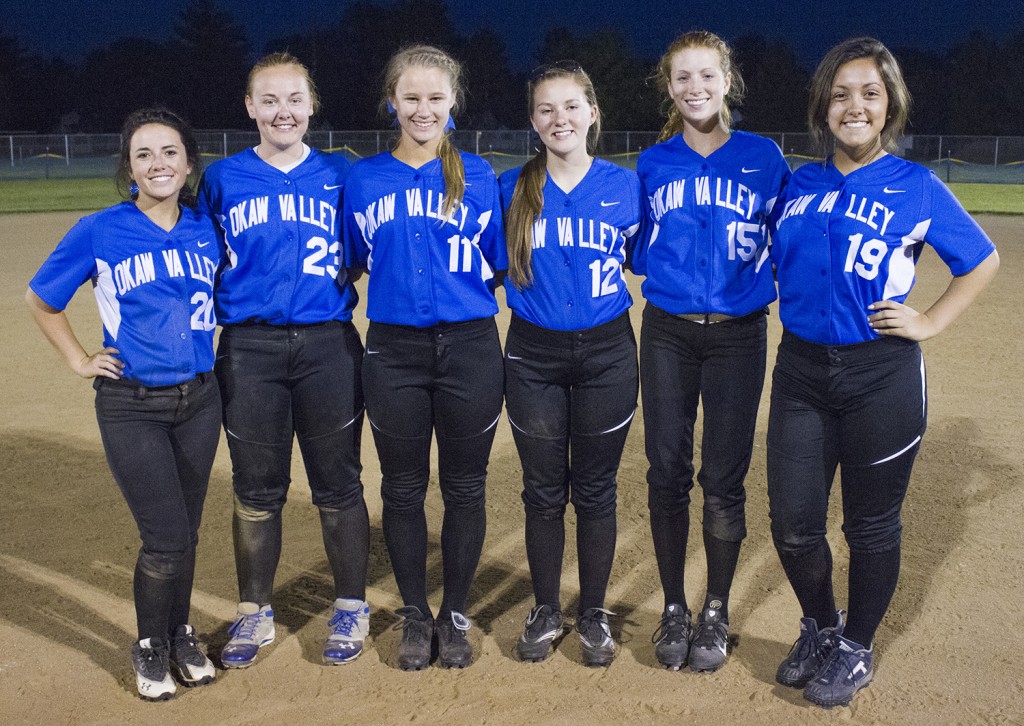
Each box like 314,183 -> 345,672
5,0 -> 1023,67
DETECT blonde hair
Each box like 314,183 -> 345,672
246,51 -> 320,114
808,37 -> 911,159
654,31 -> 745,142
383,45 -> 465,219
506,65 -> 601,289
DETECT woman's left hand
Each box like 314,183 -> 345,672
868,300 -> 939,341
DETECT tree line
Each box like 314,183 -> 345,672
2,0 -> 1023,135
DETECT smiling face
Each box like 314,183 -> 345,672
827,57 -> 889,165
667,46 -> 731,131
128,123 -> 191,206
531,76 -> 597,161
245,64 -> 314,153
390,65 -> 455,151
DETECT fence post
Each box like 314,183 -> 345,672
376,131 -> 381,154
329,130 -> 333,152
626,131 -> 630,154
781,133 -> 786,157
937,135 -> 942,163
9,136 -> 13,168
476,131 -> 480,156
65,134 -> 70,166
994,136 -> 999,167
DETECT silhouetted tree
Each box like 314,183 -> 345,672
173,0 -> 250,128
732,34 -> 810,132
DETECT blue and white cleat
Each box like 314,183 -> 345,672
222,602 -> 275,669
323,598 -> 371,665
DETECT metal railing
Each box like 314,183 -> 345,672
4,131 -> 1023,184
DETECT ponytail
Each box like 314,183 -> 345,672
505,148 -> 548,289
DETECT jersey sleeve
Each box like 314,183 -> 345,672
342,168 -> 370,269
29,215 -> 99,311
621,169 -> 644,270
923,173 -> 996,275
631,170 -> 655,277
476,168 -> 508,274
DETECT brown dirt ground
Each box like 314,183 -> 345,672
1,212 -> 1021,726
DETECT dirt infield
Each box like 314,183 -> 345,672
1,212 -> 1020,725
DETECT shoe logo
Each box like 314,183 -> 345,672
600,200 -> 620,207
741,167 -> 761,173
883,187 -> 905,193
852,660 -> 868,677
708,600 -> 722,610
451,612 -> 471,630
324,184 -> 342,190
197,240 -> 211,247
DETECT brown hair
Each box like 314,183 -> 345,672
807,37 -> 911,159
246,51 -> 321,114
115,108 -> 202,208
654,30 -> 745,142
506,64 -> 601,289
382,45 -> 466,219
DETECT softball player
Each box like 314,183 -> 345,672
499,61 -> 640,667
343,45 -> 506,671
634,31 -> 789,672
27,109 -> 220,701
197,52 -> 370,668
768,38 -> 998,708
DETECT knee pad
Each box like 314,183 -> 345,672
701,494 -> 747,542
137,547 -> 188,581
233,494 -> 280,522
524,503 -> 566,522
844,523 -> 902,555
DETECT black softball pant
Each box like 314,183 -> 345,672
505,312 -> 637,519
504,312 -> 637,612
216,321 -> 365,513
94,372 -> 221,641
363,316 -> 504,617
767,330 -> 926,645
640,304 -> 767,541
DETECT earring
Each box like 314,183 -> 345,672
129,181 -> 139,197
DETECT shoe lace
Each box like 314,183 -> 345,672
651,608 -> 689,645
392,606 -> 432,645
524,605 -> 562,640
692,616 -> 728,650
228,612 -> 263,641
328,609 -> 360,637
577,607 -> 614,645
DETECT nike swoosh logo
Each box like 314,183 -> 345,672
197,240 -> 211,247
324,184 -> 342,190
741,167 -> 761,173
366,349 -> 379,355
507,354 -> 523,360
600,201 -> 620,207
883,187 -> 906,193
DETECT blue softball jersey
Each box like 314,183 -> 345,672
197,147 -> 357,325
769,154 -> 996,346
633,130 -> 789,316
343,151 -> 507,326
30,202 -> 221,387
498,159 -> 641,331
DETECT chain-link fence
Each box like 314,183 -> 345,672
3,131 -> 1023,183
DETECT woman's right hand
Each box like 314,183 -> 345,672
74,347 -> 124,379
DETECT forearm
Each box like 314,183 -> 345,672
26,288 -> 90,371
922,250 -> 1000,336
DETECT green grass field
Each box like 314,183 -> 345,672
1,177 -> 1022,215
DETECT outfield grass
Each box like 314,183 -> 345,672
0,178 -> 121,214
2,177 -> 1023,215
